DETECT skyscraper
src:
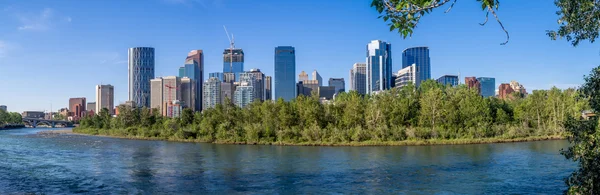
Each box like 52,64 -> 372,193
223,48 -> 244,82
220,82 -> 235,105
69,97 -> 86,119
179,59 -> 201,111
234,82 -> 254,108
128,47 -> 155,108
437,75 -> 459,87
265,76 -> 272,101
150,76 -> 182,117
328,78 -> 345,94
180,77 -> 196,110
96,85 -> 114,114
209,72 -> 224,81
223,72 -> 236,83
312,70 -> 322,86
402,47 -> 430,87
298,71 -> 309,82
366,40 -> 392,94
274,46 -> 296,101
247,69 -> 265,101
350,63 -> 367,94
465,77 -> 481,94
477,77 -> 496,97
203,77 -> 221,110
185,50 -> 204,111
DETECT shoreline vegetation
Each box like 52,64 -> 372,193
74,81 -> 586,147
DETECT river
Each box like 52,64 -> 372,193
0,127 -> 574,194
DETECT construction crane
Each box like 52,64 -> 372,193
164,84 -> 178,117
223,25 -> 234,75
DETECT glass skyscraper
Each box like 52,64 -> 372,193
128,47 -> 155,108
223,48 -> 244,82
436,75 -> 459,87
402,47 -> 430,87
209,72 -> 224,81
366,40 -> 392,94
274,46 -> 296,101
477,77 -> 496,97
179,50 -> 204,111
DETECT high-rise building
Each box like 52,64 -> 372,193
209,72 -> 224,81
223,48 -> 244,81
220,82 -> 235,105
0,105 -> 6,112
312,70 -> 322,86
328,78 -> 345,94
247,69 -> 266,101
128,47 -> 155,108
265,76 -> 272,101
150,76 -> 182,117
180,77 -> 196,110
298,71 -> 309,82
499,83 -> 515,99
297,80 -> 319,97
223,72 -> 236,83
203,77 -> 221,110
185,50 -> 204,111
366,40 -> 392,94
477,77 -> 496,97
234,82 -> 254,108
96,85 -> 114,114
465,77 -> 481,94
274,46 -> 296,101
350,63 -> 367,94
436,75 -> 459,87
69,97 -> 86,118
179,59 -> 201,111
395,64 -> 417,89
318,86 -> 336,100
402,47 -> 430,87
86,102 -> 96,113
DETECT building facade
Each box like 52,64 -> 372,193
86,102 -> 95,113
312,70 -> 322,86
209,72 -> 224,81
220,82 -> 235,105
328,78 -> 345,94
185,50 -> 204,111
234,84 -> 254,108
274,46 -> 296,101
0,105 -> 6,112
477,77 -> 496,97
150,76 -> 182,117
223,72 -> 236,83
202,77 -> 221,110
180,77 -> 196,110
350,63 -> 367,94
402,47 -> 430,87
69,97 -> 86,119
366,40 -> 392,94
96,85 -> 114,114
265,76 -> 272,101
499,83 -> 515,99
223,48 -> 244,82
510,80 -> 527,96
297,80 -> 319,97
436,75 -> 459,87
298,71 -> 309,82
248,69 -> 266,101
318,86 -> 336,100
395,64 -> 417,89
465,77 -> 481,94
128,47 -> 155,108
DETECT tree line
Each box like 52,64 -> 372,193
75,79 -> 588,144
0,110 -> 23,125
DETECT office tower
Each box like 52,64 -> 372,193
274,46 -> 296,101
128,47 -> 155,108
318,86 -> 336,100
402,47 -> 430,87
477,77 -> 496,97
350,63 -> 367,94
180,77 -> 196,110
265,76 -> 272,101
395,64 -> 417,89
86,102 -> 95,113
298,71 -> 309,82
465,77 -> 481,94
223,72 -> 236,83
223,48 -> 244,81
185,50 -> 204,111
179,58 -> 201,111
510,80 -> 527,95
0,105 -> 6,112
246,69 -> 266,101
69,97 -> 86,118
209,72 -> 224,81
297,80 -> 319,97
203,77 -> 221,109
499,83 -> 515,99
220,82 -> 235,105
312,70 -> 322,86
96,85 -> 114,114
437,75 -> 459,87
366,40 -> 392,94
234,82 -> 254,108
150,76 -> 182,117
328,78 -> 345,94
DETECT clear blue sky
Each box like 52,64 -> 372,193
0,0 -> 598,113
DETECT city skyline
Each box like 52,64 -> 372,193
0,0 -> 598,112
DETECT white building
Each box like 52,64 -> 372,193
395,63 -> 417,89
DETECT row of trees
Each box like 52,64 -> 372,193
76,80 -> 588,144
0,110 -> 22,125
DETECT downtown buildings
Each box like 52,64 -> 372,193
274,46 -> 296,101
402,47 -> 431,88
128,47 -> 155,108
95,84 -> 114,114
350,63 -> 367,94
437,75 -> 459,87
179,50 -> 204,111
366,40 -> 393,94
477,77 -> 496,97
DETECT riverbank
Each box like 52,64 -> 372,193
0,124 -> 25,130
71,128 -> 565,146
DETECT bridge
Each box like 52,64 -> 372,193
22,118 -> 73,128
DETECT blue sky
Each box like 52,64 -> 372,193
0,0 -> 598,113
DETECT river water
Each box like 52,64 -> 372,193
0,128 -> 574,194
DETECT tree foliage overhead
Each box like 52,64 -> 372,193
548,0 -> 600,46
